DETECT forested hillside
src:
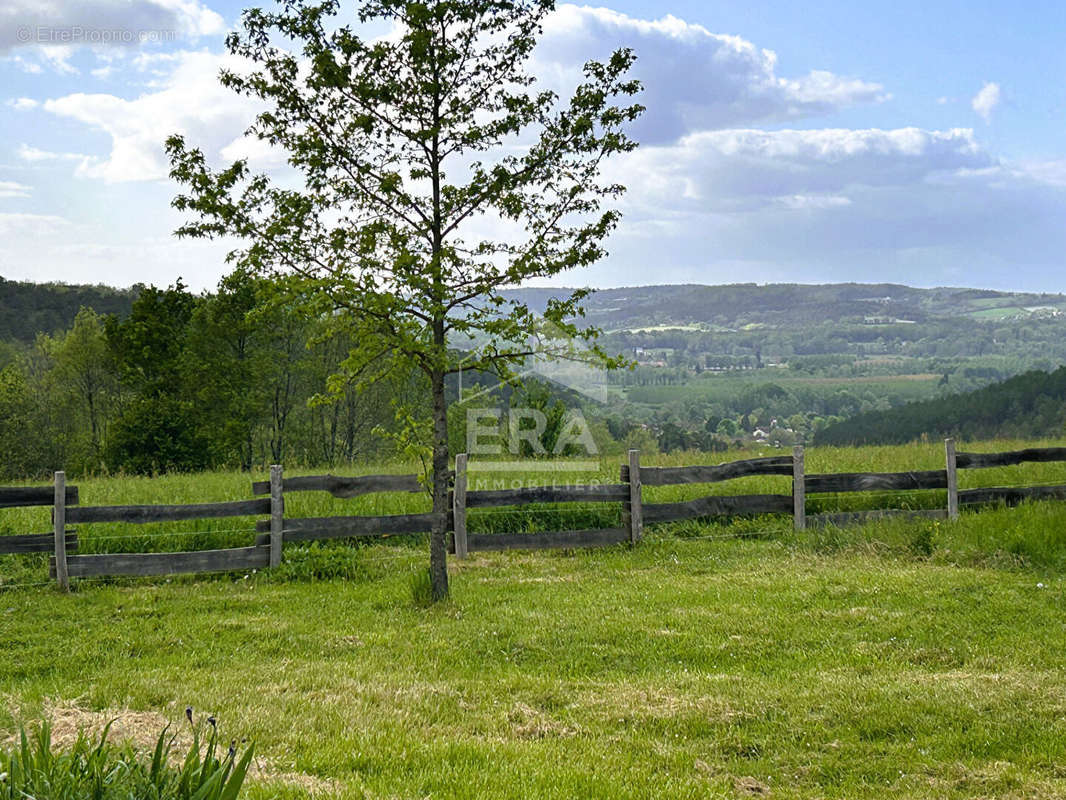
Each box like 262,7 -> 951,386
0,276 -> 137,343
815,367 -> 1066,445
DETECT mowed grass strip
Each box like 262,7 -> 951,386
2,534 -> 1066,799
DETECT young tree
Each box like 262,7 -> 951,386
105,282 -> 213,474
49,307 -> 117,464
166,0 -> 642,600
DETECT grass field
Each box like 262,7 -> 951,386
3,442 -> 1066,798
622,372 -> 942,408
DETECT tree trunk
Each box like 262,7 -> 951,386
429,366 -> 450,601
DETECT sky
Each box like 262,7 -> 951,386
1,0 -> 1064,294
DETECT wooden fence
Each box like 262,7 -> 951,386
0,480 -> 79,562
453,452 -> 632,554
3,439 -> 1066,589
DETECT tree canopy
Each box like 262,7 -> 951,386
166,0 -> 643,599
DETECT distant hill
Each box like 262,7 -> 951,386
6,278 -> 1065,345
0,276 -> 138,343
504,283 -> 1066,330
814,367 -> 1066,445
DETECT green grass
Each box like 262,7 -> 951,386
3,442 -> 1066,798
622,372 -> 942,407
2,531 -> 1066,799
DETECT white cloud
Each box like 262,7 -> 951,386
1019,160 -> 1066,188
32,7 -> 891,183
576,125 -> 1066,290
971,81 -> 1002,123
0,212 -> 72,235
0,0 -> 225,54
0,181 -> 32,198
611,127 -> 990,213
219,136 -> 289,170
39,45 -> 78,74
40,50 -> 266,182
10,5 -> 1066,293
7,97 -> 39,110
9,55 -> 43,73
536,5 -> 888,143
776,194 -> 852,210
18,144 -> 96,167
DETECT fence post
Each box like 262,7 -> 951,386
269,464 -> 283,568
54,471 -> 69,591
627,449 -> 643,544
945,438 -> 959,521
453,453 -> 468,559
792,446 -> 806,531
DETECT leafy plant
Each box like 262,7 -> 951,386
409,566 -> 435,608
0,715 -> 252,800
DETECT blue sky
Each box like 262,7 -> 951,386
1,0 -> 1064,293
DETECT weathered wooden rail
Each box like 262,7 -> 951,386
49,490 -> 271,583
0,478 -> 80,590
804,465 -> 949,529
952,445 -> 1066,513
250,469 -> 441,550
5,440 -> 1066,587
622,455 -> 794,528
452,454 -> 632,554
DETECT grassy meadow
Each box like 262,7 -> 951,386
621,371 -> 943,408
3,440 -> 1066,798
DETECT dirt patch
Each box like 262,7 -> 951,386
734,776 -> 771,796
578,684 -> 746,724
4,699 -> 179,753
256,766 -> 343,796
507,702 -> 577,739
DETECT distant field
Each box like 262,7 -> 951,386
4,442 -> 1066,798
785,373 -> 940,385
623,372 -> 942,406
967,307 -> 1028,320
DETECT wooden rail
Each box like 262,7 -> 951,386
622,456 -> 792,486
958,484 -> 1066,506
0,532 -> 77,555
0,485 -> 78,509
956,448 -> 1066,469
251,473 -> 426,497
253,512 -> 440,542
67,499 -> 269,524
52,546 -> 270,578
805,470 -> 947,494
466,484 -> 627,508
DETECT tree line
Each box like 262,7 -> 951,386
0,272 -> 425,480
814,367 -> 1066,445
0,276 -> 136,345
